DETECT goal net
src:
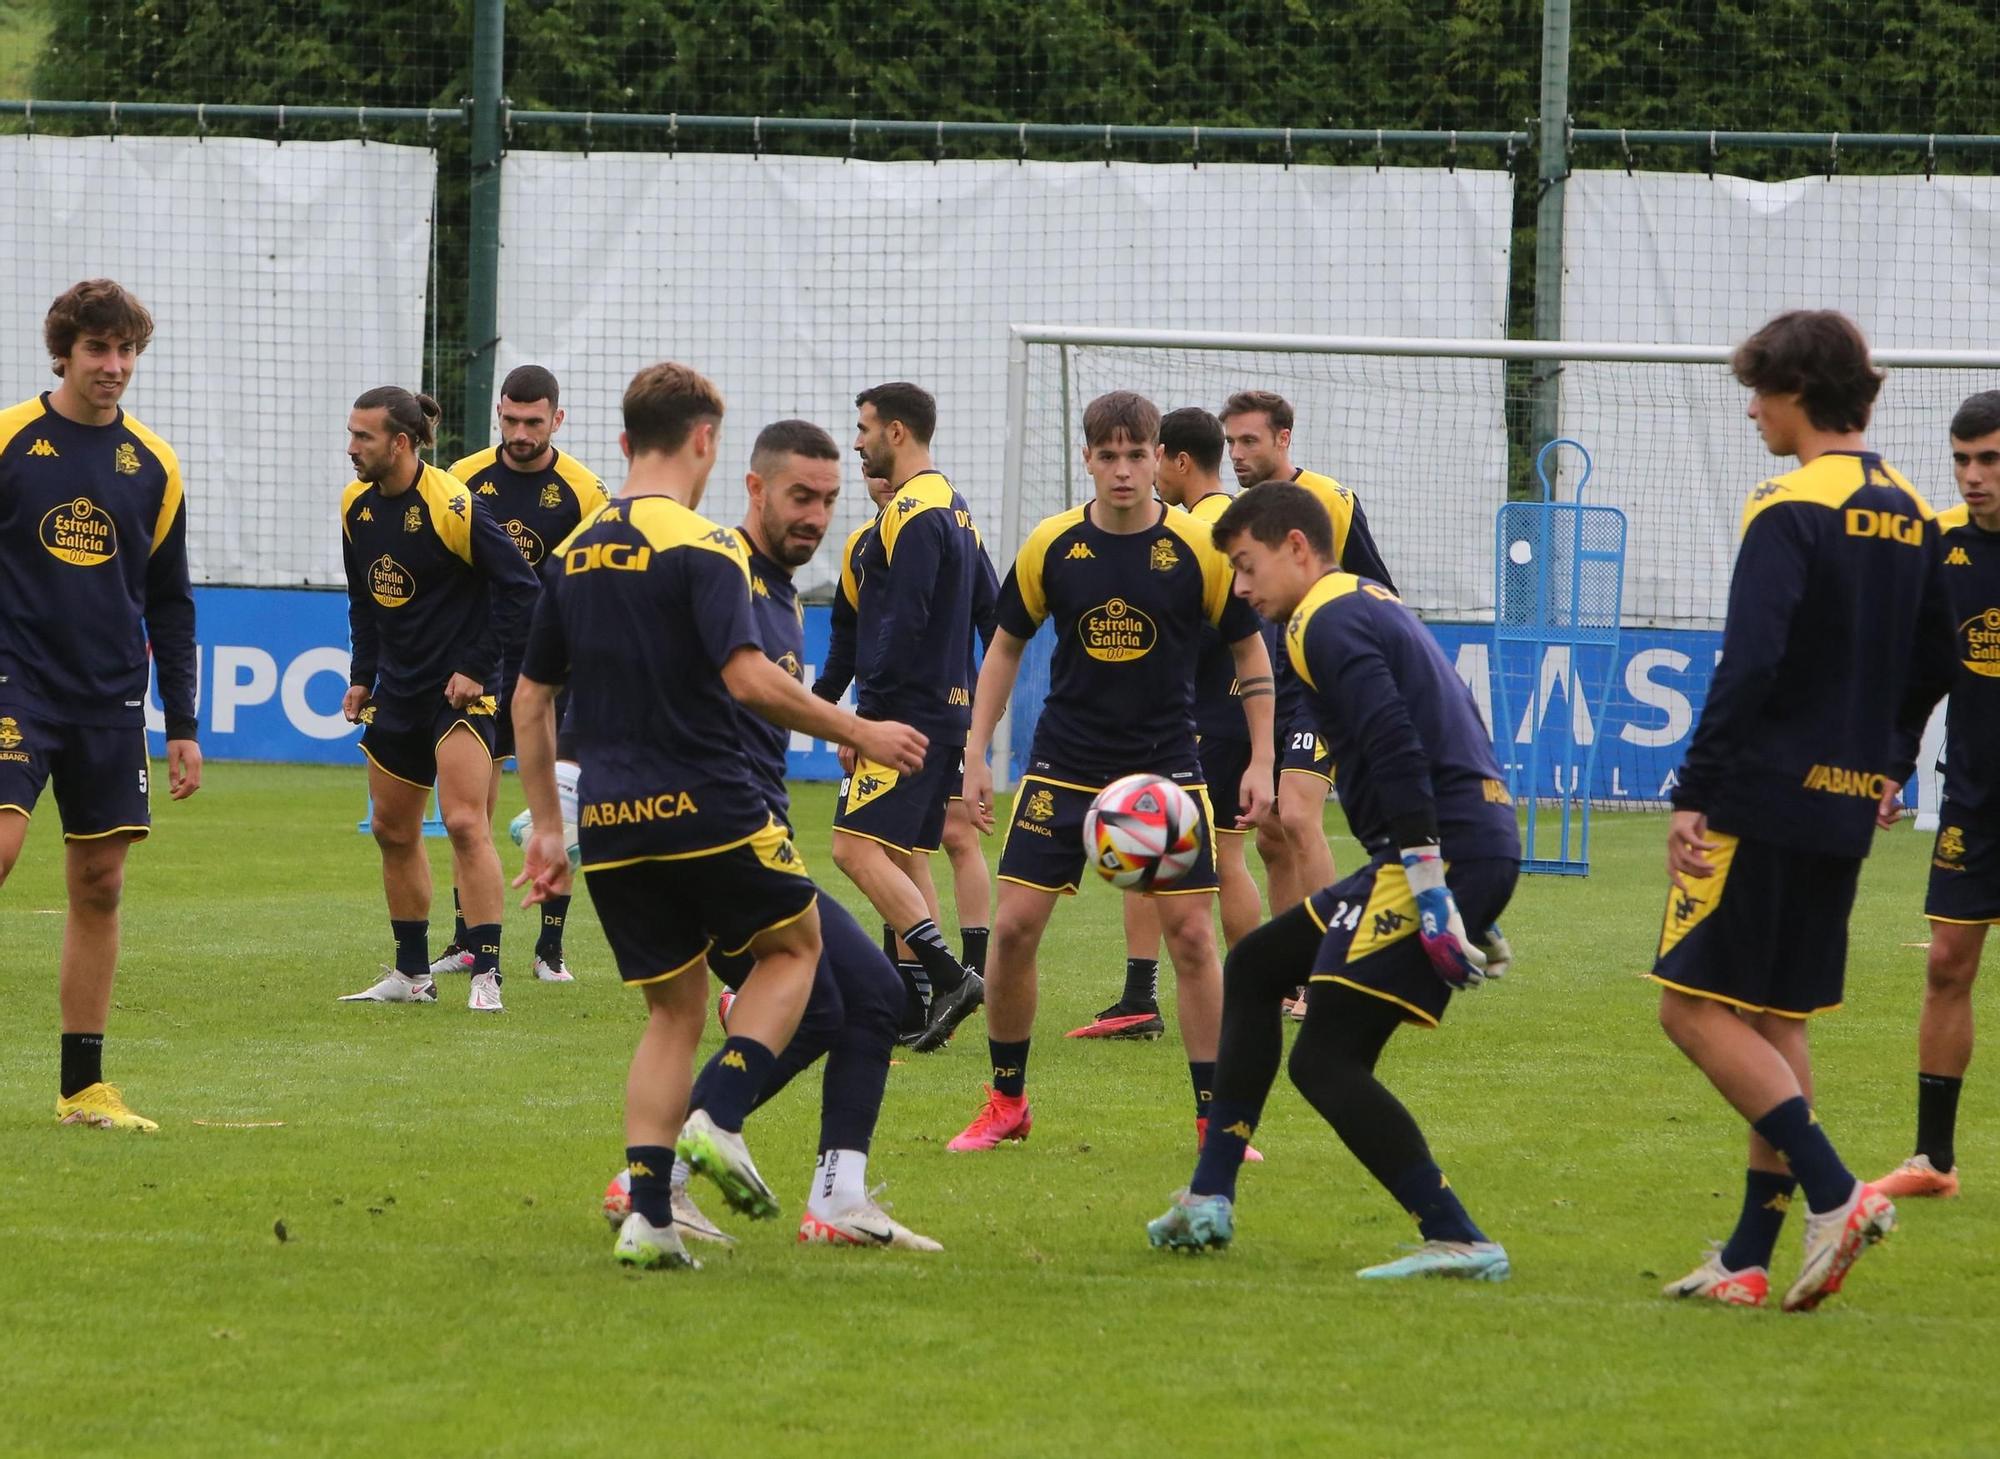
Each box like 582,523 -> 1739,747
996,327 -> 1999,812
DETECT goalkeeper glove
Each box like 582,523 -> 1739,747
1399,844 -> 1489,990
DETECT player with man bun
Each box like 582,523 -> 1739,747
336,386 -> 539,1013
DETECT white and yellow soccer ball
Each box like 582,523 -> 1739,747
1083,773 -> 1203,891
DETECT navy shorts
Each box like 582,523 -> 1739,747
584,818 -> 819,985
0,709 -> 150,840
1280,720 -> 1334,785
833,736 -> 959,854
359,692 -> 498,789
1650,831 -> 1860,1019
1306,854 -> 1517,1027
998,755 -> 1218,897
1925,804 -> 2000,925
1197,735 -> 1253,834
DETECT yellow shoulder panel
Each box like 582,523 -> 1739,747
1187,490 -> 1234,527
550,499 -> 613,558
416,463 -> 477,564
1937,503 -> 1972,533
1876,460 -> 1936,521
1738,453 -> 1886,534
554,453 -> 608,516
339,479 -> 371,541
1161,504 -> 1236,626
839,523 -> 871,609
123,412 -> 186,553
0,396 -> 47,457
1012,504 -> 1088,627
447,446 -> 500,484
628,497 -> 753,584
1283,572 -> 1361,693
879,470 -> 957,564
1293,469 -> 1356,564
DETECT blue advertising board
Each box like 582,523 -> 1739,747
153,588 -> 1742,805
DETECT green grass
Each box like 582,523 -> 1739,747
0,0 -> 45,98
3,765 -> 1998,1456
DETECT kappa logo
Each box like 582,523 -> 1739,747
0,716 -> 20,750
854,773 -> 885,800
706,528 -> 740,550
26,437 -> 58,458
477,482 -> 498,496
769,837 -> 798,865
1673,892 -> 1697,923
1749,479 -> 1786,504
403,503 -> 423,533
896,495 -> 921,516
114,441 -> 141,475
751,574 -> 770,599
358,507 -> 373,523
1371,909 -> 1410,940
1065,542 -> 1094,561
628,1161 -> 657,1178
1024,788 -> 1055,822
1149,538 -> 1180,572
446,496 -> 467,519
1222,1120 -> 1255,1141
1947,546 -> 1972,566
721,1050 -> 749,1071
539,481 -> 562,509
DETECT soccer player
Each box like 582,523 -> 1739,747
831,383 -> 988,1051
0,279 -> 200,1131
336,387 -> 539,1013
433,364 -> 608,984
1077,406 -> 1263,1041
816,473 -> 996,1031
1654,311 -> 1951,1312
1147,483 -> 1518,1280
511,365 -> 927,1269
687,417 -> 940,1247
955,391 -> 1275,1151
1873,390 -> 2000,1200
1220,389 -> 1394,925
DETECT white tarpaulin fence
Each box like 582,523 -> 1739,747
0,137 -> 436,587
1563,170 -> 2000,626
494,154 -> 1514,598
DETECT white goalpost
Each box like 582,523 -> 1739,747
994,326 -> 1999,814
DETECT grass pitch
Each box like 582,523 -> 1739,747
2,765 -> 1997,1457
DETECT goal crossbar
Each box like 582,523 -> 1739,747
992,326 -> 2000,790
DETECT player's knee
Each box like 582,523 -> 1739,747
371,815 -> 420,854
1656,989 -> 1707,1050
830,832 -> 872,877
1254,819 -> 1288,865
440,803 -> 488,849
68,851 -> 125,913
1926,949 -> 1980,997
1276,792 -> 1320,840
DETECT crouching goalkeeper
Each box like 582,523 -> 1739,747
1148,483 -> 1521,1282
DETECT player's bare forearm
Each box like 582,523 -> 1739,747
1230,632 -> 1276,753
722,648 -> 926,772
512,676 -> 563,832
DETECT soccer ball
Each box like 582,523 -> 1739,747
603,1167 -> 631,1229
508,806 -> 580,870
1084,773 -> 1204,891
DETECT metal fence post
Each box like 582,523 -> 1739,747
1529,0 -> 1572,462
465,0 -> 506,436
